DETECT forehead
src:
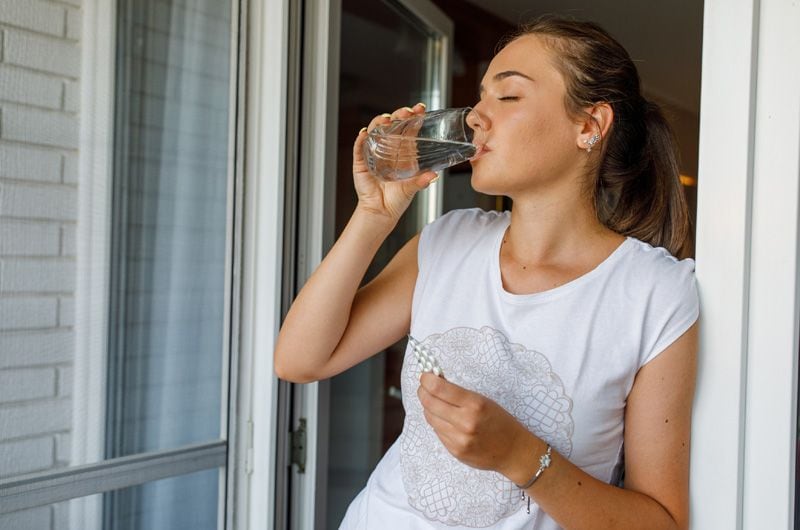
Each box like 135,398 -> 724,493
484,34 -> 562,86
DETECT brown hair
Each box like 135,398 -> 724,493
499,15 -> 692,257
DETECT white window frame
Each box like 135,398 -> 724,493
693,0 -> 800,528
741,0 -> 800,527
72,0 -> 117,525
235,0 -> 288,529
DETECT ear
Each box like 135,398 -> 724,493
576,103 -> 614,151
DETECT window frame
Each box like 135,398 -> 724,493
692,0 -> 800,528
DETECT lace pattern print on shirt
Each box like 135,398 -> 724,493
400,326 -> 574,527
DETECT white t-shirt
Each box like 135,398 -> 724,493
339,208 -> 699,529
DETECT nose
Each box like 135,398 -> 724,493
465,107 -> 488,144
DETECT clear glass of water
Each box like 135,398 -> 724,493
362,107 -> 485,182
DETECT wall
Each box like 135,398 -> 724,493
0,0 -> 81,528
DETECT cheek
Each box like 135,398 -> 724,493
498,115 -> 565,171
499,109 -> 562,154
469,108 -> 576,193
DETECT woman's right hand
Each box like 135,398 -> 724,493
352,103 -> 438,225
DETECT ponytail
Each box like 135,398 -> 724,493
596,99 -> 691,258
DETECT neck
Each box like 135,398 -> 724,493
503,189 -> 612,266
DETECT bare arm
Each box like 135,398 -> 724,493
417,320 -> 699,530
274,103 -> 436,383
508,321 -> 698,529
274,217 -> 419,383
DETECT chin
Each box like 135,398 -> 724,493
470,167 -> 508,197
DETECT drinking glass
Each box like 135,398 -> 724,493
362,107 -> 485,182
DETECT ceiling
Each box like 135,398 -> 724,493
463,0 -> 704,114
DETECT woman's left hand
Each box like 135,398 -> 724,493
417,372 -> 532,477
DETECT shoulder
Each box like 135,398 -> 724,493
421,208 -> 506,245
619,238 -> 699,367
426,207 -> 507,232
620,237 -> 696,292
418,208 -> 507,266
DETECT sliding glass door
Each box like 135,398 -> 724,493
276,0 -> 454,528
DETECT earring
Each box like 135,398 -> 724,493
584,133 -> 601,153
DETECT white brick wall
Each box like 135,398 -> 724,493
0,181 -> 78,220
0,296 -> 58,330
3,29 -> 80,78
0,399 -> 71,439
0,3 -> 81,515
0,330 -> 73,368
0,367 -> 56,401
0,0 -> 65,37
0,435 -> 54,475
0,144 -> 62,183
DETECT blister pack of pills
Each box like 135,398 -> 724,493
408,335 -> 444,377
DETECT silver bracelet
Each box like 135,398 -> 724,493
515,444 -> 552,514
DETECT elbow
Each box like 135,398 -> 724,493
273,353 -> 320,384
274,366 -> 316,384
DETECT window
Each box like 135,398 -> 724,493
0,0 -> 243,527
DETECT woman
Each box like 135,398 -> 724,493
275,15 -> 699,530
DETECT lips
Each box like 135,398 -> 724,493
470,144 -> 490,162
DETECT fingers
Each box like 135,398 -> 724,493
423,408 -> 460,446
419,371 -> 470,406
389,102 -> 426,121
354,103 -> 424,163
353,102 -> 427,177
352,126 -> 370,167
419,378 -> 483,438
419,377 -> 460,410
397,171 -> 438,198
364,102 -> 427,133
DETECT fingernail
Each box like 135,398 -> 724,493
381,113 -> 392,119
359,127 -> 367,134
430,175 -> 440,185
416,102 -> 426,109
403,107 -> 414,113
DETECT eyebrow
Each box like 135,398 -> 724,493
479,70 -> 535,93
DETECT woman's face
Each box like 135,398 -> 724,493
469,35 -> 584,197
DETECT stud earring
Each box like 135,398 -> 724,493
584,133 -> 601,153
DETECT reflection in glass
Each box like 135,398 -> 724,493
108,0 -> 231,458
327,1 -> 429,527
105,0 -> 232,526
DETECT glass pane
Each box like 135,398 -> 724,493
106,0 -> 232,457
0,468 -> 218,530
326,1 -> 441,527
104,469 -> 219,530
327,1 -> 426,525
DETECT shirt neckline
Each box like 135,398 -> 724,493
491,214 -> 634,304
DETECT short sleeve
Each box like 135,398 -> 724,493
640,258 -> 700,367
416,208 -> 496,278
412,208 -> 503,323
415,209 -> 462,288
413,209 -> 474,320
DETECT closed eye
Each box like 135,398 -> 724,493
498,96 -> 519,101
